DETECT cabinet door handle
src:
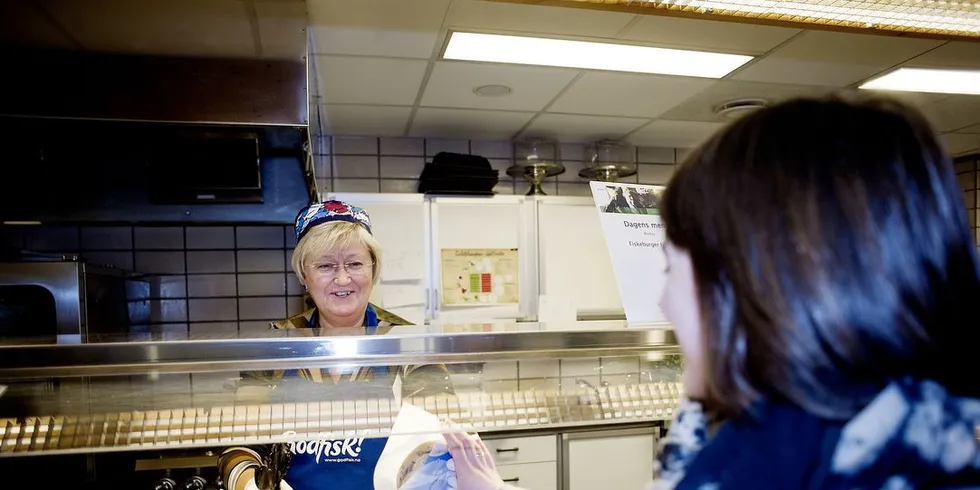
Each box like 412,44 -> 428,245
496,447 -> 519,453
503,478 -> 520,483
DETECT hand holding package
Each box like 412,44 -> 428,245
397,439 -> 458,490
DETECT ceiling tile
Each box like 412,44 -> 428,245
919,95 -> 980,133
733,58 -> 878,87
410,108 -> 534,140
618,15 -> 800,54
317,56 -> 427,105
421,61 -> 578,111
856,89 -> 948,108
445,0 -> 634,38
254,1 -> 308,60
310,27 -> 439,59
904,41 -> 980,69
941,133 -> 980,157
660,80 -> 838,122
41,0 -> 256,58
550,72 -> 716,118
0,1 -> 75,49
957,124 -> 980,134
732,30 -> 943,87
308,0 -> 450,58
627,120 -> 724,148
522,114 -> 649,142
323,104 -> 412,137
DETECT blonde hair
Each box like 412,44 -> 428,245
292,221 -> 382,284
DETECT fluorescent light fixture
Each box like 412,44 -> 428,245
860,68 -> 980,96
601,0 -> 980,37
443,32 -> 752,79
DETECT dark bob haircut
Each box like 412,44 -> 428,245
660,95 -> 980,420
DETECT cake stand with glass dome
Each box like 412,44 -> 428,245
507,138 -> 565,196
578,140 -> 637,182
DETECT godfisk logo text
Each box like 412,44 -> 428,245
283,431 -> 365,463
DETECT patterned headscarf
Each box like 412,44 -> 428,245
294,200 -> 372,242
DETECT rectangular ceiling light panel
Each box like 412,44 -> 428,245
860,68 -> 980,96
557,0 -> 980,37
443,32 -> 753,79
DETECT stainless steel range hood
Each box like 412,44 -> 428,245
0,48 -> 308,127
0,51 -> 316,224
0,0 -> 318,224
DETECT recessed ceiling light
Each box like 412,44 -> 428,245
443,32 -> 753,79
474,84 -> 513,97
859,68 -> 980,96
714,98 -> 768,120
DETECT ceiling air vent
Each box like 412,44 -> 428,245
714,98 -> 768,120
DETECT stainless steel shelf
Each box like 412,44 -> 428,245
0,327 -> 678,379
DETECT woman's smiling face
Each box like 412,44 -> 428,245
305,245 -> 374,328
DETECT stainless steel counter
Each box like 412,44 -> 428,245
0,322 -> 677,379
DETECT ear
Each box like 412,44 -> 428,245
296,272 -> 310,291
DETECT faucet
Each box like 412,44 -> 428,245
575,378 -> 606,419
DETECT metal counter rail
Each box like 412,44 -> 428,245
0,382 -> 683,457
0,328 -> 678,379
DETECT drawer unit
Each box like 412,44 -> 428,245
497,462 -> 559,490
483,435 -> 558,465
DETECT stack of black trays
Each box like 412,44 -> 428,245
418,151 -> 499,195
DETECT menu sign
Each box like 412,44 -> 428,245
589,181 -> 668,324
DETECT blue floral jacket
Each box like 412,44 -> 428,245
652,378 -> 980,489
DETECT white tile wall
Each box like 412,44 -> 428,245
6,224 -> 304,337
186,227 -> 235,249
464,357 -> 673,390
316,136 -> 683,195
135,227 -> 184,249
81,227 -> 132,249
187,251 -> 236,273
188,274 -> 236,297
236,226 -> 285,249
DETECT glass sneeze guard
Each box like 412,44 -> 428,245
0,321 -> 683,457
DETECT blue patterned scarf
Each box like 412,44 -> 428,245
653,378 -> 980,489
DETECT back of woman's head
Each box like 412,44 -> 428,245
660,94 -> 980,420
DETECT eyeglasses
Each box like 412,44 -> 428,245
307,261 -> 373,279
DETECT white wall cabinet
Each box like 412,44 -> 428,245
429,195 -> 536,323
535,197 -> 623,321
325,193 -> 623,324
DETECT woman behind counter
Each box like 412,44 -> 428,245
236,200 -> 453,490
239,199 -> 451,397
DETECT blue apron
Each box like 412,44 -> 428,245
285,437 -> 389,489
284,304 -> 391,489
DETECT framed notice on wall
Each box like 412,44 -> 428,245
441,248 -> 519,306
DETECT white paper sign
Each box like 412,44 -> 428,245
590,181 -> 668,324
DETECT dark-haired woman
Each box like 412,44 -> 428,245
449,94 -> 980,490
